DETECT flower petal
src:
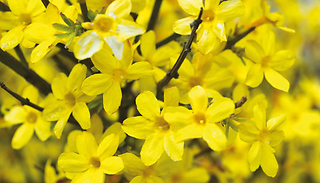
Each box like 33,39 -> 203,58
52,73 -> 68,100
100,156 -> 124,174
269,50 -> 295,71
31,39 -> 56,63
212,20 -> 227,41
11,123 -> 34,149
189,85 -> 208,113
97,134 -> 119,160
261,143 -> 278,177
264,68 -> 289,92
248,141 -> 262,172
118,19 -> 145,41
173,16 -> 195,35
203,123 -> 227,151
104,35 -> 124,60
164,86 -> 180,108
4,106 -> 27,125
76,131 -> 98,158
126,62 -> 153,80
122,116 -> 154,139
81,74 -> 112,96
217,0 -> 245,22
177,0 -> 203,16
72,102 -> 91,129
58,152 -> 89,172
67,64 -> 87,92
176,123 -> 203,142
262,31 -> 275,56
206,98 -> 234,123
74,31 -> 103,60
136,91 -> 160,120
140,31 -> 156,59
54,109 -> 72,139
141,132 -> 164,166
245,40 -> 264,63
106,0 -> 131,19
102,82 -> 122,115
0,26 -> 24,50
245,64 -> 264,88
91,45 -> 117,74
163,133 -> 184,161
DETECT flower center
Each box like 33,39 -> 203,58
194,113 -> 206,125
64,92 -> 76,107
259,130 -> 270,144
143,167 -> 155,178
93,15 -> 115,33
261,56 -> 271,68
202,9 -> 215,22
19,14 -> 32,25
90,157 -> 101,168
26,111 -> 38,124
189,76 -> 203,88
155,116 -> 170,131
112,69 -> 126,82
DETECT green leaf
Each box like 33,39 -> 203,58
52,23 -> 73,32
60,13 -> 75,27
65,33 -> 75,48
54,32 -> 73,39
233,117 -> 247,123
229,123 -> 238,132
87,10 -> 97,21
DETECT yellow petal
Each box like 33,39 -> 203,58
67,64 -> 87,92
72,102 -> 91,129
24,23 -> 55,43
203,123 -> 227,151
248,141 -> 262,172
54,110 -> 72,139
74,31 -> 103,60
164,86 -> 180,108
212,20 -> 227,42
102,82 -> 122,115
34,119 -> 52,141
106,0 -> 131,19
264,68 -> 289,92
51,73 -> 68,100
205,0 -> 219,10
261,143 -> 278,177
100,156 -> 124,174
262,31 -> 275,56
189,85 -> 208,113
177,0 -> 203,16
82,74 -> 112,96
11,123 -> 34,149
4,106 -> 27,124
269,50 -> 295,71
217,0 -> 245,22
101,122 -> 126,144
0,26 -> 24,50
136,91 -> 160,120
122,116 -> 154,139
206,98 -> 234,123
76,131 -> 98,158
91,45 -> 117,74
140,30 -> 156,59
196,23 -> 222,54
141,132 -> 164,166
8,0 -> 25,15
267,114 -> 286,131
238,122 -> 259,143
97,134 -> 119,160
72,167 -> 104,183
269,131 -> 284,147
245,40 -> 264,63
163,133 -> 184,161
104,35 -> 124,60
173,16 -> 195,35
245,64 -> 264,88
119,153 -> 145,175
58,152 -> 89,172
183,168 -> 210,182
118,19 -> 145,41
31,39 -> 56,63
27,0 -> 45,17
42,101 -> 68,122
176,123 -> 203,142
126,62 -> 153,80
253,103 -> 266,131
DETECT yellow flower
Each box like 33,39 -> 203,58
4,85 -> 51,149
58,132 -> 124,183
122,87 -> 183,166
164,85 -> 234,151
174,0 -> 245,54
120,152 -> 178,182
23,3 -> 78,63
238,103 -> 286,177
245,31 -> 295,92
42,64 -> 95,139
81,42 -> 153,115
0,0 -> 45,50
74,0 -> 145,60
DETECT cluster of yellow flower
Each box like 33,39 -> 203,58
0,0 -> 320,182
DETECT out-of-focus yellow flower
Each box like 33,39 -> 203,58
0,0 -> 45,50
122,87 -> 183,166
58,132 -> 124,183
4,85 -> 51,149
42,64 -> 95,139
245,31 -> 295,92
74,0 -> 145,60
164,85 -> 234,151
174,0 -> 245,54
239,103 -> 285,177
81,42 -> 153,115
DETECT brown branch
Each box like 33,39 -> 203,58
0,2 -> 10,11
0,82 -> 44,111
156,8 -> 203,93
79,0 -> 90,22
41,0 -> 49,8
147,0 -> 163,31
235,96 -> 247,108
156,33 -> 181,48
0,49 -> 52,95
223,27 -> 256,51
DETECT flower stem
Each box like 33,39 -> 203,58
79,0 -> 90,22
156,33 -> 181,48
0,82 -> 44,111
0,2 -> 10,11
0,49 -> 52,95
156,8 -> 203,93
223,26 -> 256,51
14,46 -> 28,67
147,0 -> 163,31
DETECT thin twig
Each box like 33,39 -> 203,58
0,82 -> 44,111
0,49 -> 52,95
235,96 -> 247,108
147,0 -> 163,31
14,46 -> 28,67
223,27 -> 256,51
156,33 -> 181,48
156,8 -> 203,92
79,0 -> 90,22
41,0 -> 49,8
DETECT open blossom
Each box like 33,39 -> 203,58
174,0 -> 245,54
74,0 -> 145,60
